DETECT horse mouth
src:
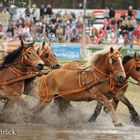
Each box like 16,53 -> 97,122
51,63 -> 61,69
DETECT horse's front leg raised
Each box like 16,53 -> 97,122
120,95 -> 140,126
92,92 -> 123,127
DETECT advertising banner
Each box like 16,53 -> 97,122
51,44 -> 80,60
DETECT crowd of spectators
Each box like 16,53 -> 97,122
0,2 -> 140,47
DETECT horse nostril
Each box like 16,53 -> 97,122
52,63 -> 61,69
118,76 -> 124,82
55,64 -> 61,68
38,63 -> 44,67
37,63 -> 44,70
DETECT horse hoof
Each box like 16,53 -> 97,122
114,122 -> 123,127
103,107 -> 110,113
88,117 -> 95,123
132,117 -> 140,126
134,121 -> 140,126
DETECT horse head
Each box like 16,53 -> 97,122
123,52 -> 140,83
36,41 -> 61,69
20,39 -> 45,70
89,47 -> 126,84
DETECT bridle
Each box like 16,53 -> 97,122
91,52 -> 124,91
40,47 -> 57,66
105,53 -> 124,75
125,58 -> 140,86
0,47 -> 40,86
21,47 -> 37,66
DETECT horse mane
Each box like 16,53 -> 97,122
1,47 -> 23,68
87,48 -> 118,66
122,55 -> 132,65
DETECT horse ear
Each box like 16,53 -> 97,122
118,46 -> 123,51
32,41 -> 35,48
36,47 -> 40,54
110,47 -> 114,53
42,41 -> 45,48
21,40 -> 24,47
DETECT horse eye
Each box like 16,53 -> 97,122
28,52 -> 32,55
45,53 -> 49,58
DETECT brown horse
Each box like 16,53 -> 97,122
23,41 -> 61,95
0,40 -> 44,111
1,41 -> 61,116
88,53 -> 140,126
56,52 -> 140,126
36,42 -> 60,69
24,47 -> 126,127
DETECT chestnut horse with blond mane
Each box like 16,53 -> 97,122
24,47 -> 126,127
55,52 -> 140,126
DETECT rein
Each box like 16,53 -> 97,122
0,47 -> 41,86
0,65 -> 39,85
36,77 -> 109,102
124,59 -> 140,86
36,52 -> 125,102
21,47 -> 35,65
41,48 -> 57,66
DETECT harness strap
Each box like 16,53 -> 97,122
0,73 -> 37,85
0,65 -> 39,86
36,77 -> 109,102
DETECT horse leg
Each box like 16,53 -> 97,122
88,102 -> 103,123
120,96 -> 140,126
23,100 -> 51,122
103,98 -> 119,113
92,93 -> 123,127
54,97 -> 74,115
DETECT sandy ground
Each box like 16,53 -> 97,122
0,83 -> 139,140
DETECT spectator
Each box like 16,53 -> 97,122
103,18 -> 110,38
6,24 -> 14,38
25,5 -> 31,19
40,4 -> 45,19
0,32 -> 7,56
104,7 -> 109,19
128,5 -> 133,19
1,8 -> 10,33
2,0 -> 8,7
32,4 -> 37,23
109,7 -> 115,18
0,1 -> 3,12
46,4 -> 53,16
8,3 -> 16,20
